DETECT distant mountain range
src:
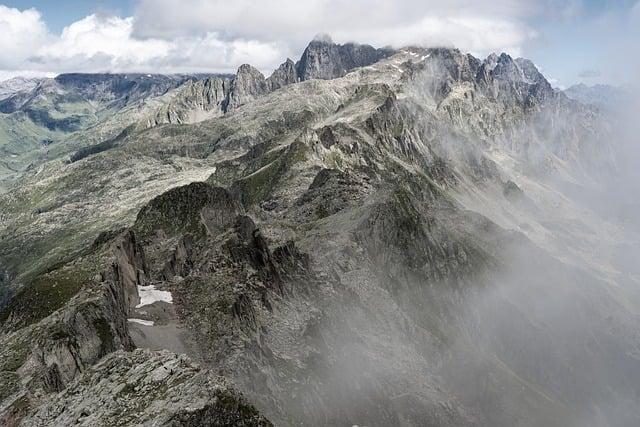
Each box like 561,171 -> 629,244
564,82 -> 630,111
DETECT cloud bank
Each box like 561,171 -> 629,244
0,0 -> 637,84
0,1 -> 544,80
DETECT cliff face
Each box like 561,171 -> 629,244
0,227 -> 269,426
21,349 -> 272,427
0,39 -> 638,426
148,39 -> 396,125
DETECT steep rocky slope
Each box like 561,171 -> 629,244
1,39 -> 638,426
0,77 -> 42,100
0,72 -> 224,191
0,39 -> 387,193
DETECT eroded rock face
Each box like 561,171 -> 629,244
151,77 -> 231,125
225,65 -> 269,111
295,39 -> 395,80
21,349 -> 271,427
111,229 -> 148,311
1,36 -> 637,427
267,59 -> 299,91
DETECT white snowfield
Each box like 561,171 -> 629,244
128,318 -> 155,326
136,284 -> 173,308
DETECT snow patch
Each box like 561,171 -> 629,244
136,284 -> 173,308
128,318 -> 155,326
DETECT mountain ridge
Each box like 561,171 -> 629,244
0,37 -> 637,426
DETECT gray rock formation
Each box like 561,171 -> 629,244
295,38 -> 395,80
1,38 -> 638,427
22,349 -> 271,426
266,59 -> 299,91
151,77 -> 231,125
225,65 -> 269,110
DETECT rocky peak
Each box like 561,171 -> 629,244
426,48 -> 480,82
515,58 -> 547,85
492,53 -> 526,82
472,51 -> 555,105
485,53 -> 500,69
295,39 -> 395,81
267,58 -> 299,91
475,53 -> 499,85
225,64 -> 269,111
148,37 -> 396,121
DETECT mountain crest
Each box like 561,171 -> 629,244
295,38 -> 395,80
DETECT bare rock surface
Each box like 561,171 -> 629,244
0,37 -> 638,427
22,349 -> 271,427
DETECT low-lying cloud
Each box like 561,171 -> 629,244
0,6 -> 286,80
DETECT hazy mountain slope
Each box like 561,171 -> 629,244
564,83 -> 629,111
0,40 -> 385,192
0,73 -> 223,192
0,40 -> 638,426
0,77 -> 43,100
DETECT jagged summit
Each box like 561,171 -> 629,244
150,39 -> 557,129
151,38 -> 398,123
295,38 -> 395,80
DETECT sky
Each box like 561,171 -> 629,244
0,0 -> 638,88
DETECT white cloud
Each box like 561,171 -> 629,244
330,15 -> 536,58
0,0 -> 585,80
0,7 -> 287,78
0,5 -> 49,69
132,0 -> 541,57
34,14 -> 172,72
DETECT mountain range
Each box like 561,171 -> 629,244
0,38 -> 638,426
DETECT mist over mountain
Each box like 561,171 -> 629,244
564,83 -> 630,112
0,36 -> 639,427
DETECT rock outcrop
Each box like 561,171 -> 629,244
1,36 -> 637,427
266,59 -> 299,91
21,349 -> 271,427
151,77 -> 231,125
295,37 -> 395,80
225,65 -> 269,111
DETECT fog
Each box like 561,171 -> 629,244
418,56 -> 640,425
269,57 -> 640,425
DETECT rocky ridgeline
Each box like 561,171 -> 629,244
0,216 -> 271,425
150,38 -> 396,125
0,36 -> 634,427
21,349 -> 271,426
150,38 -> 566,134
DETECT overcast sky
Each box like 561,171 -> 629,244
0,0 -> 638,88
